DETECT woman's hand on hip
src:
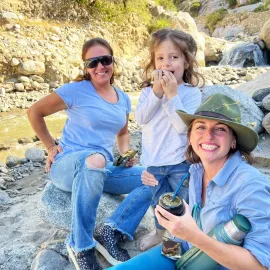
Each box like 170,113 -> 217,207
45,145 -> 62,173
141,170 -> 158,186
155,201 -> 201,242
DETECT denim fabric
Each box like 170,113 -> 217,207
147,161 -> 190,230
49,150 -> 152,252
107,245 -> 175,270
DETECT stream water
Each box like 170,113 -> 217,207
0,92 -> 140,163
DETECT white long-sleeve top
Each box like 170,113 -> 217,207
135,84 -> 202,167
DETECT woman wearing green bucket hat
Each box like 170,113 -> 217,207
108,94 -> 270,270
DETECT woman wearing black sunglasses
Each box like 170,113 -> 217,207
27,38 -> 152,270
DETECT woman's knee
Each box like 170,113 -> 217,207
85,153 -> 106,169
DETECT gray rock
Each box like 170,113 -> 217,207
262,113 -> 270,135
262,94 -> 270,111
31,249 -> 70,270
18,76 -> 30,83
1,244 -> 38,270
0,190 -> 10,204
25,148 -> 45,162
17,61 -> 45,76
252,88 -> 270,102
39,181 -> 144,231
39,182 -> 72,230
10,58 -> 20,67
202,85 -> 264,133
6,156 -> 20,168
0,166 -> 8,173
1,11 -> 19,22
235,71 -> 270,97
253,134 -> 270,167
15,83 -> 25,91
31,75 -> 44,83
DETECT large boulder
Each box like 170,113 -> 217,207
259,19 -> 270,50
39,181 -> 154,231
203,34 -> 229,63
202,85 -> 264,133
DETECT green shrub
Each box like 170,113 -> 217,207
254,0 -> 270,11
228,0 -> 237,8
89,0 -> 151,25
147,17 -> 172,33
153,0 -> 177,11
206,8 -> 228,33
248,0 -> 261,4
190,1 -> 201,17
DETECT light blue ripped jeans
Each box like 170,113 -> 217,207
49,150 -> 152,252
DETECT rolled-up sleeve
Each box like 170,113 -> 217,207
235,177 -> 270,269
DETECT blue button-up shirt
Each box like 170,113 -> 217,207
188,151 -> 270,269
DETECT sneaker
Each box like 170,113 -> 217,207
95,225 -> 130,265
66,244 -> 102,270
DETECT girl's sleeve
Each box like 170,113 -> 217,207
162,87 -> 202,133
135,87 -> 162,125
235,177 -> 270,269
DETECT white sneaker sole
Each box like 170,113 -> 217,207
66,244 -> 80,270
95,241 -> 122,266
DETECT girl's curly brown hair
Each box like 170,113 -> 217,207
141,28 -> 204,88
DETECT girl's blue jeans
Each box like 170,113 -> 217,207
49,150 -> 152,252
147,161 -> 190,230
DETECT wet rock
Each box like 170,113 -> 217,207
30,249 -> 70,270
25,148 -> 45,162
6,156 -> 20,168
202,85 -> 264,133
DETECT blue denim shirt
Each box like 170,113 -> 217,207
188,151 -> 270,269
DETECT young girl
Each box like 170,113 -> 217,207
135,28 -> 204,251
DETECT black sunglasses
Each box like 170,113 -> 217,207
84,55 -> 113,69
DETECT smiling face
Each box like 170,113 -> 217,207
154,39 -> 188,85
84,44 -> 113,86
189,119 -> 236,170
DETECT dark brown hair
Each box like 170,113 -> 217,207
76,37 -> 115,84
185,121 -> 254,165
141,28 -> 204,88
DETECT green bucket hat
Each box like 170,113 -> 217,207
176,94 -> 259,152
